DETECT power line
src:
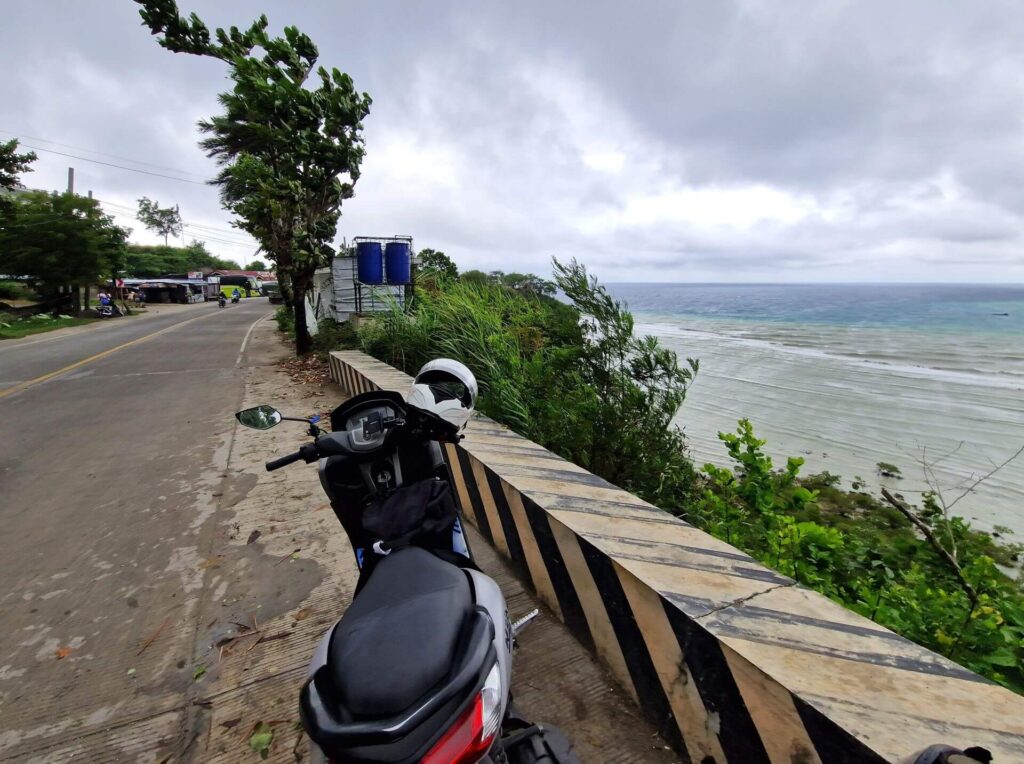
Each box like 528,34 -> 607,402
18,144 -> 209,185
94,198 -> 256,245
0,129 -> 210,179
97,198 -> 250,239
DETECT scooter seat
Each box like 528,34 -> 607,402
327,546 -> 472,718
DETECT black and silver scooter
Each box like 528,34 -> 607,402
235,359 -> 578,764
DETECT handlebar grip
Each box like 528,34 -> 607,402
265,450 -> 305,471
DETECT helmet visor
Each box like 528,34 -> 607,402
415,370 -> 474,408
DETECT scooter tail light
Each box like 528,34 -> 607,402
423,663 -> 502,764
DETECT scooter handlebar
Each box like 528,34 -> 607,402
265,443 -> 319,472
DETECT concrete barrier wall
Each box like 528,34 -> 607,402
328,350 -> 1024,763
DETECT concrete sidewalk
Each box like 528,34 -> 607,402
189,323 -> 679,762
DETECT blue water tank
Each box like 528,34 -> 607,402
356,241 -> 384,284
385,242 -> 412,284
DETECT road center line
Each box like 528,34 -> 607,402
0,309 -> 232,401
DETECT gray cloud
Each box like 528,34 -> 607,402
2,0 -> 1023,280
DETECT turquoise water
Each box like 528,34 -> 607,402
607,283 -> 1024,334
604,283 -> 1024,540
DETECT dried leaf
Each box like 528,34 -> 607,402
293,607 -> 311,622
220,717 -> 242,730
246,530 -> 261,545
55,646 -> 72,659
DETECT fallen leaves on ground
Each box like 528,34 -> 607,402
293,607 -> 312,622
278,355 -> 330,387
55,646 -> 72,659
246,529 -> 262,545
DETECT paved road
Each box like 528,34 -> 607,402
0,300 -> 274,761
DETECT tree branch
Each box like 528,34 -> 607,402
880,487 -> 977,609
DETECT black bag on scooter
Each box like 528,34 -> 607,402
359,479 -> 460,583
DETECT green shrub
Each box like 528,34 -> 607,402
358,257 -> 700,505
700,418 -> 1024,692
311,318 -> 358,359
0,281 -> 35,301
274,305 -> 295,337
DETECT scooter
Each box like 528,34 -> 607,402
231,293 -> 241,304
235,360 -> 578,764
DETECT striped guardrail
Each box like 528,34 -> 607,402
328,350 -> 1024,763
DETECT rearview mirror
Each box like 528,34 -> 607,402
236,405 -> 283,430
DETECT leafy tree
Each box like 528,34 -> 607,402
417,248 -> 458,281
500,271 -> 556,295
460,269 -> 489,284
245,259 -> 267,271
0,191 -> 128,311
137,1 -> 372,354
124,240 -> 239,276
0,139 -> 37,214
136,196 -> 183,245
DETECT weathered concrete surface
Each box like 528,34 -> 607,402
1,311 -> 677,762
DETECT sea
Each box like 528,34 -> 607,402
605,284 -> 1024,540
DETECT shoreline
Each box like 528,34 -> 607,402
636,313 -> 1024,540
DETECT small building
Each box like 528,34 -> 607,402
122,278 -> 208,304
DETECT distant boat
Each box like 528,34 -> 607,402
991,312 -> 1009,316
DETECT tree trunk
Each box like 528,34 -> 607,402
292,281 -> 311,355
71,284 -> 82,315
277,271 -> 294,309
84,284 -> 91,313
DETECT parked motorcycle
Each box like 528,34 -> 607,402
236,359 -> 578,764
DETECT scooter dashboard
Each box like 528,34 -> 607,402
345,404 -> 398,451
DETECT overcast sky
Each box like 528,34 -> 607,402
3,1 -> 1024,282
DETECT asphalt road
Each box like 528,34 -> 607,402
0,299 -> 274,761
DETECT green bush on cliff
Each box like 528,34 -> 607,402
358,257 -> 700,506
701,419 -> 1024,692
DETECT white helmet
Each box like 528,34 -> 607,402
406,359 -> 478,431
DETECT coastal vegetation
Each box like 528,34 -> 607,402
345,255 -> 1024,693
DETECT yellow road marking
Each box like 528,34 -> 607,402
0,310 -> 223,401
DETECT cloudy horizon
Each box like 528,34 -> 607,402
3,0 -> 1024,283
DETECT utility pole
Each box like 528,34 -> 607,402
66,167 -> 77,311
